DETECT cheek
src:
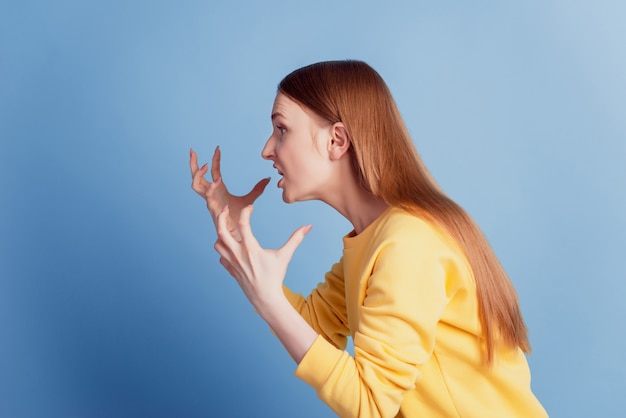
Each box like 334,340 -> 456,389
276,143 -> 295,165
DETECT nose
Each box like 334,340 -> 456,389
261,134 -> 275,160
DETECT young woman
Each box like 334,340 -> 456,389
190,60 -> 547,417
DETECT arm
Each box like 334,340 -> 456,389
190,148 -> 318,362
213,204 -> 319,363
191,148 -> 323,363
259,294 -> 320,364
283,259 -> 350,350
295,227 -> 453,418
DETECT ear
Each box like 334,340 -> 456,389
328,122 -> 351,161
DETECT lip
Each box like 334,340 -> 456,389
273,164 -> 284,176
273,164 -> 284,187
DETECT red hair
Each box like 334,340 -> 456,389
279,60 -> 529,364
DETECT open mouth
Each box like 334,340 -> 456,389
274,165 -> 284,186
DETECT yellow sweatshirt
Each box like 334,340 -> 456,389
283,207 -> 547,417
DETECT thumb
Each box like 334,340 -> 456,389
278,225 -> 313,262
243,177 -> 271,203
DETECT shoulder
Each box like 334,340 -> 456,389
343,206 -> 468,270
370,208 -> 474,294
376,208 -> 455,252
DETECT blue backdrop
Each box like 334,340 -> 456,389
2,1 -> 625,417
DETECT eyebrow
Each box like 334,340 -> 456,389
271,111 -> 285,121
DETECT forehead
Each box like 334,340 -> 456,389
271,93 -> 328,126
271,93 -> 299,117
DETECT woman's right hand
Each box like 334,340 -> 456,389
190,147 -> 270,237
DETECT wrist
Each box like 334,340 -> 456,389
254,291 -> 290,321
256,293 -> 317,364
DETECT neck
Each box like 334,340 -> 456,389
323,182 -> 389,235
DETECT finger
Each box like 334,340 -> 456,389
190,148 -> 199,177
216,205 -> 238,246
191,163 -> 210,193
205,176 -> 221,195
237,205 -> 258,246
219,256 -> 240,279
211,145 -> 222,181
243,177 -> 271,204
213,239 -> 233,262
205,178 -> 223,212
279,225 -> 313,262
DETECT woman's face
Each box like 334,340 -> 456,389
262,93 -> 333,203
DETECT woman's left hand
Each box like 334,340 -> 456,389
190,147 -> 270,239
213,204 -> 312,315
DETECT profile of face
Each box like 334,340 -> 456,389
262,93 -> 336,203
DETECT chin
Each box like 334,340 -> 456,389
281,190 -> 296,204
282,189 -> 309,204
281,185 -> 314,204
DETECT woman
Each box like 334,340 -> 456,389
190,60 -> 547,417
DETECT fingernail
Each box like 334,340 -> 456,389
304,225 -> 313,235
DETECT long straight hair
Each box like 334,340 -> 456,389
278,60 -> 529,364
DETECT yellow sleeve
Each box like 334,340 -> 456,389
283,258 -> 350,350
295,229 -> 453,418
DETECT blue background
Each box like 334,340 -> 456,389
2,1 -> 625,417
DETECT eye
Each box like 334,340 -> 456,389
276,126 -> 287,135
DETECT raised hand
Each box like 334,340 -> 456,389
213,204 -> 312,315
190,147 -> 270,236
